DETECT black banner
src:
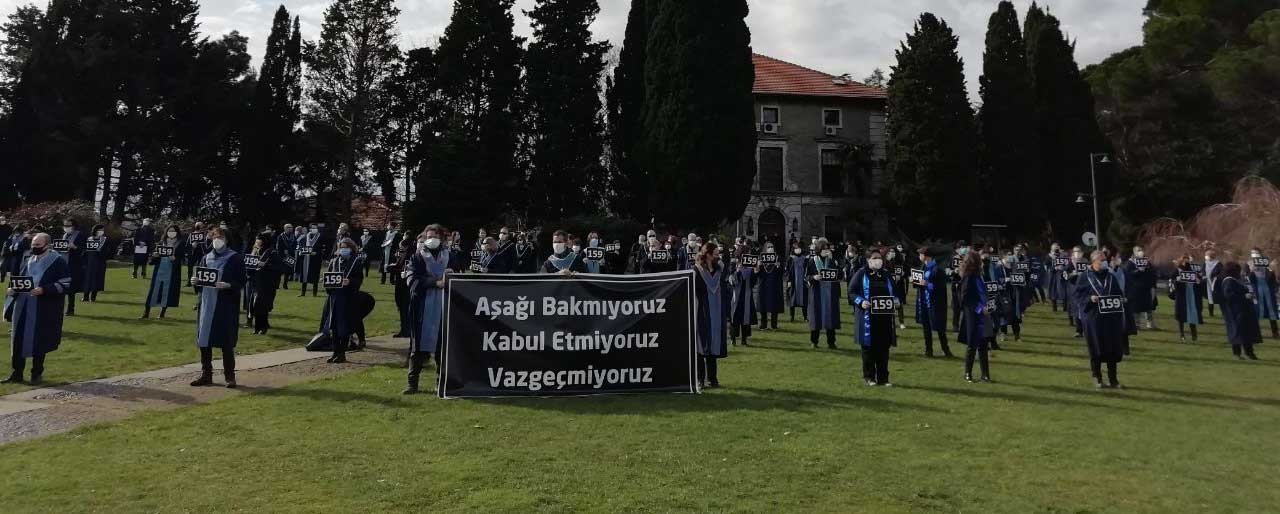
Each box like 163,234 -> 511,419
439,271 -> 698,398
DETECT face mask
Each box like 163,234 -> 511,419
793,249 -> 801,255
869,259 -> 883,270
571,245 -> 581,253
553,243 -> 567,254
821,250 -> 832,258
1073,252 -> 1082,259
167,231 -> 178,238
664,244 -> 672,250
887,252 -> 896,259
590,238 -> 599,247
1205,255 -> 1213,261
211,238 -> 227,251
97,231 -> 105,237
1252,252 -> 1262,259
219,224 -> 228,230
339,248 -> 352,258
142,220 -> 151,226
1134,251 -> 1145,258
425,238 -> 441,250
63,226 -> 72,233
500,233 -> 509,241
31,245 -> 47,255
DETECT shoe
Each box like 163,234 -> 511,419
298,293 -> 306,297
827,344 -> 837,350
402,386 -> 419,395
742,340 -> 750,347
331,355 -> 347,364
225,378 -> 237,389
899,323 -> 906,330
1,373 -> 23,384
943,351 -> 954,358
865,379 -> 877,386
1073,333 -> 1082,338
325,356 -> 336,363
190,374 -> 213,387
1247,354 -> 1259,361
965,374 -> 974,383
881,382 -> 893,388
1236,354 -> 1247,361
392,332 -> 408,338
812,343 -> 819,349
707,382 -> 720,388
1180,337 -> 1186,343
924,350 -> 935,358
980,376 -> 992,383
1093,379 -> 1105,389
731,339 -> 737,347
139,314 -> 149,319
1109,382 -> 1124,390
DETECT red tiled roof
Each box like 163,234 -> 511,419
753,53 -> 886,100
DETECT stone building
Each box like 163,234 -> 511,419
730,54 -> 888,249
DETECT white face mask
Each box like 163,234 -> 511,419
571,245 -> 581,253
820,250 -> 832,258
1205,255 -> 1213,261
887,252 -> 896,259
1073,252 -> 1083,259
590,238 -> 599,247
211,238 -> 227,251
793,248 -> 801,255
553,243 -> 567,254
96,231 -> 105,237
425,238 -> 441,250
869,258 -> 883,270
1134,251 -> 1145,258
63,226 -> 73,234
1252,252 -> 1262,259
167,231 -> 178,238
664,244 -> 672,250
310,228 -> 318,234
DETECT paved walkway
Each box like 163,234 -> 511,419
0,336 -> 410,445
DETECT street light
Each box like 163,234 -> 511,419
1076,153 -> 1111,249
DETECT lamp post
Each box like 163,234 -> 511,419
1074,153 -> 1110,250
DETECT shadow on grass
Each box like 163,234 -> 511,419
1014,382 -> 1246,411
63,331 -> 146,346
1126,386 -> 1280,408
466,384 -> 948,416
904,384 -> 1137,411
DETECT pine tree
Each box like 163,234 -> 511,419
885,13 -> 977,238
978,1 -> 1040,236
639,0 -> 755,229
303,0 -> 401,222
524,0 -> 610,222
607,0 -> 650,220
407,0 -> 523,232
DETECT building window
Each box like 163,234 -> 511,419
757,146 -> 784,192
824,216 -> 843,244
761,106 -> 780,124
822,108 -> 842,128
820,148 -> 844,195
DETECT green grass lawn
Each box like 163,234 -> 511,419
2,284 -> 1279,513
1,264 -> 402,395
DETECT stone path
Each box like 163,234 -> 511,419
0,336 -> 410,445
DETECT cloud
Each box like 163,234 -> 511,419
0,0 -> 1145,95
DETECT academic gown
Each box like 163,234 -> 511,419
1122,259 -> 1157,312
380,231 -> 402,272
513,245 -> 539,274
849,268 -> 897,349
297,232 -> 327,284
542,251 -> 588,274
730,266 -> 757,326
1047,252 -> 1072,303
1073,269 -> 1130,363
1204,260 -> 1221,305
3,235 -> 29,276
319,255 -> 365,340
58,230 -> 87,294
957,274 -> 991,346
888,258 -> 909,306
6,254 -> 71,358
83,236 -> 109,294
640,250 -> 676,274
146,238 -> 188,308
693,264 -> 730,358
982,262 -> 1011,327
806,256 -> 842,331
249,248 -> 281,317
914,260 -> 949,327
1221,276 -> 1262,345
786,254 -> 809,308
1248,267 -> 1279,320
1169,264 -> 1204,324
195,249 -> 245,349
757,262 -> 785,314
407,248 -> 451,353
488,242 -> 516,274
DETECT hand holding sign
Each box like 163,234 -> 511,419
9,276 -> 34,294
194,267 -> 219,288
584,247 -> 606,261
1097,295 -> 1124,314
819,268 -> 839,282
323,272 -> 345,289
910,268 -> 925,285
741,254 -> 759,267
51,240 -> 70,253
870,296 -> 895,315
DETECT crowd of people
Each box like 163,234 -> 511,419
1,214 -> 1274,394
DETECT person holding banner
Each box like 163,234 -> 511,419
786,242 -> 808,323
1167,254 -> 1204,343
189,227 -> 244,388
806,238 -> 842,349
729,247 -> 757,347
957,252 -> 992,383
1074,250 -> 1130,389
319,238 -> 365,362
1247,248 -> 1279,339
693,241 -> 729,388
82,224 -> 109,302
3,233 -> 71,385
757,243 -> 784,330
915,246 -> 953,358
403,225 -> 451,394
141,225 -> 187,319
1123,246 -> 1157,330
296,224 -> 325,297
541,230 -> 586,274
1219,261 -> 1261,360
132,218 -> 155,279
248,233 -> 281,334
849,250 -> 897,386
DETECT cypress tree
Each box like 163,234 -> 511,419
639,0 -> 755,229
607,0 -> 650,220
978,1 -> 1040,236
239,6 -> 302,223
524,0 -> 610,222
885,13 -> 977,238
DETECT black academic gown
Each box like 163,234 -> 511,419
1074,269 -> 1130,363
541,250 -> 588,274
58,230 -> 87,293
83,236 -> 109,294
805,256 -> 842,331
488,242 -> 516,274
319,255 -> 365,340
513,245 -> 539,273
1122,259 -> 1156,312
1221,276 -> 1262,346
848,268 -> 897,349
250,248 -> 281,318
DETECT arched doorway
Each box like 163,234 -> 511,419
758,208 -> 786,250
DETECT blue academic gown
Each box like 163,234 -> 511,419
787,254 -> 808,308
1249,267 -> 1279,320
7,254 -> 71,358
1074,270 -> 1130,362
3,234 -> 29,276
146,238 -> 188,308
757,262 -> 785,314
408,248 -> 450,353
806,256 -> 842,331
849,268 -> 896,349
730,266 -> 757,326
694,264 -> 729,358
1170,265 -> 1204,325
957,274 -> 990,347
915,260 -> 948,327
195,249 -> 246,349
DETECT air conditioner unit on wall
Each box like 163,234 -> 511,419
761,122 -> 778,134
824,126 -> 838,136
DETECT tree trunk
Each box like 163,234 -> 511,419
111,140 -> 134,226
98,148 -> 114,219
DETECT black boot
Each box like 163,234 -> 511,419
1107,362 -> 1122,389
224,372 -> 237,389
403,352 -> 426,394
190,372 -> 213,387
1,372 -> 22,384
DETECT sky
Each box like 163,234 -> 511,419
1,0 -> 1148,96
